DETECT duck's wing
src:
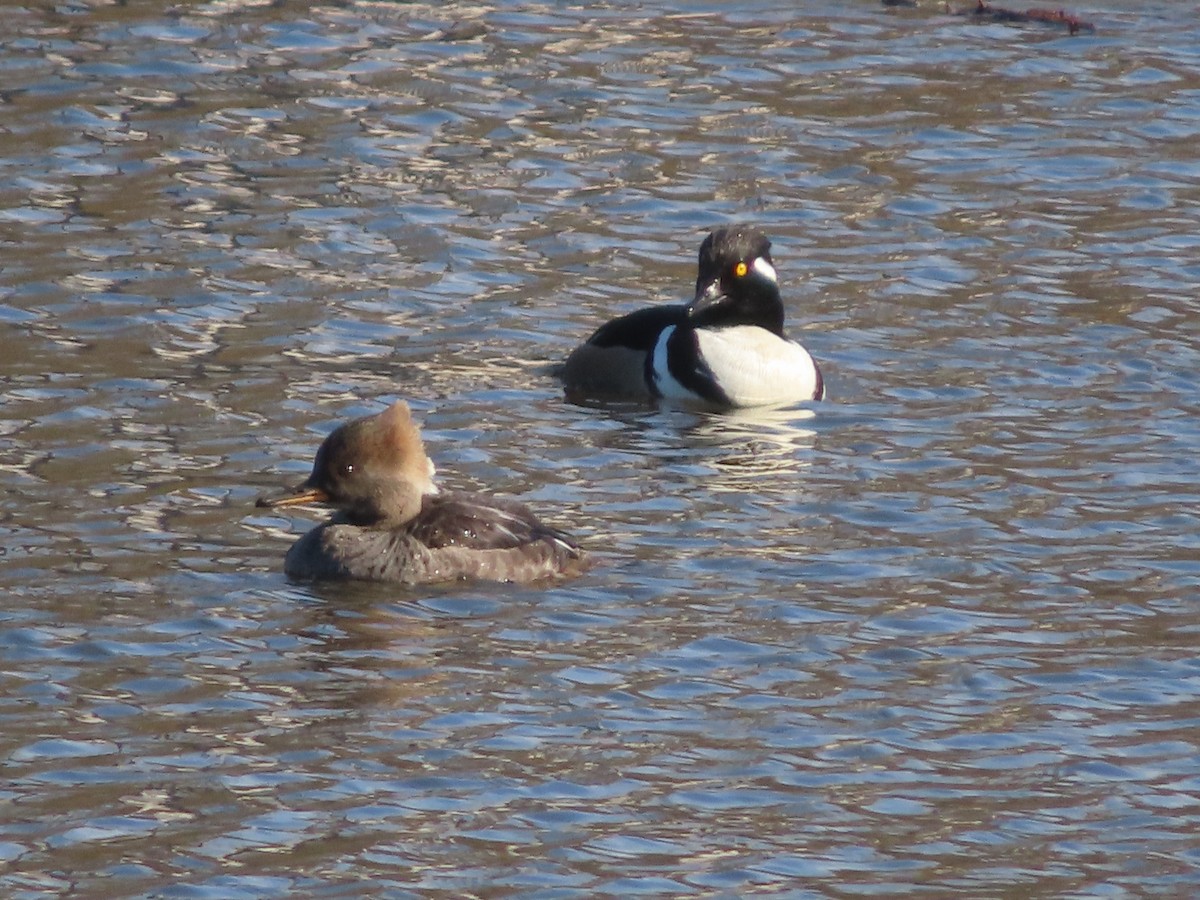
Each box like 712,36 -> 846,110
563,304 -> 689,399
409,493 -> 584,556
585,303 -> 687,352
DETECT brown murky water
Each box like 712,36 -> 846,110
2,1 -> 1199,895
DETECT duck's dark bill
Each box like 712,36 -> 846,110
255,486 -> 330,509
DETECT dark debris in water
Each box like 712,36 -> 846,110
882,0 -> 1096,35
435,20 -> 489,42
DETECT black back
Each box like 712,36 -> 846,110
586,303 -> 687,351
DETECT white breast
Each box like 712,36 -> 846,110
694,326 -> 821,407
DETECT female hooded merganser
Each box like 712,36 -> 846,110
256,401 -> 587,584
562,227 -> 824,408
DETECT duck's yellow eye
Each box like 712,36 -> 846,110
735,262 -> 748,277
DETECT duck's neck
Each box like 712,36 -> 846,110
339,480 -> 433,529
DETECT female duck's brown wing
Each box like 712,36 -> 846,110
408,492 -> 583,555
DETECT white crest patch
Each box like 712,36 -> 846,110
751,256 -> 777,284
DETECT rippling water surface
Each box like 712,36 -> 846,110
2,0 -> 1199,895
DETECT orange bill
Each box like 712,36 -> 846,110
255,486 -> 330,509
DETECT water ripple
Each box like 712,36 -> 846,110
1,1 -> 1199,895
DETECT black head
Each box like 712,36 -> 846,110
689,227 -> 785,336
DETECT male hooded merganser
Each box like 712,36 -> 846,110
562,227 -> 824,407
256,401 -> 587,584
